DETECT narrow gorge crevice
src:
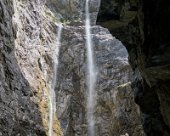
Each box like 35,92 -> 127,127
97,0 -> 170,135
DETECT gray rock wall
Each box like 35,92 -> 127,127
0,0 -> 46,135
0,0 -> 144,135
56,25 -> 144,136
46,0 -> 100,24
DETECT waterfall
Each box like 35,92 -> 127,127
85,0 -> 97,136
49,24 -> 63,136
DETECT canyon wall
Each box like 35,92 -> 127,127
0,0 -> 46,135
0,0 -> 149,135
97,0 -> 170,135
0,0 -> 63,135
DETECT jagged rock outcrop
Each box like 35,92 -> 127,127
97,0 -> 170,136
56,25 -> 144,136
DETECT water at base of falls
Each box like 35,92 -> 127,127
85,0 -> 97,136
49,24 -> 63,136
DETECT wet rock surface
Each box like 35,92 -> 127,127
56,25 -> 144,136
1,0 -> 64,135
12,0 -> 63,135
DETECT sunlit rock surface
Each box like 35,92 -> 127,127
0,0 -> 63,135
13,0 -> 64,135
0,0 -> 46,135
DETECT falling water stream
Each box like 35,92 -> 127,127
49,24 -> 63,136
85,0 -> 97,136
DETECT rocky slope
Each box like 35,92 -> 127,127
97,0 -> 170,136
0,0 -> 144,136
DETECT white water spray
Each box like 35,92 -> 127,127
49,24 -> 63,136
85,0 -> 97,136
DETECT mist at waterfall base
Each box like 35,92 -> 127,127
49,24 -> 63,136
85,0 -> 97,136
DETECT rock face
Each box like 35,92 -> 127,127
1,0 -> 63,135
46,0 -> 100,24
97,0 -> 170,136
0,0 -> 46,135
12,0 -> 64,135
0,0 -> 144,135
56,25 -> 144,136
